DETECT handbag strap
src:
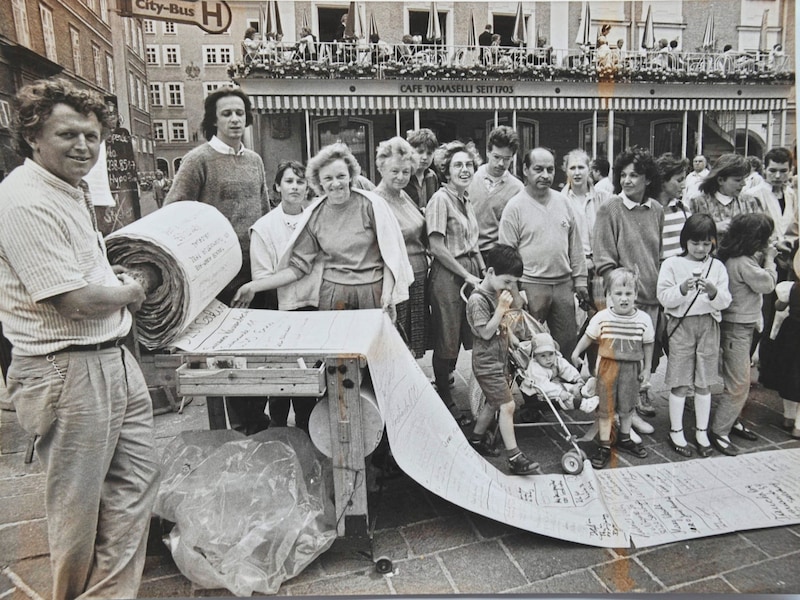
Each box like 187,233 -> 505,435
664,258 -> 715,341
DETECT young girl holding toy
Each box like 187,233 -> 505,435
710,213 -> 777,455
657,214 -> 731,458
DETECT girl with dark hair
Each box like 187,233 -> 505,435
710,213 -> 777,455
689,153 -> 762,242
655,152 -> 691,259
657,214 -> 731,458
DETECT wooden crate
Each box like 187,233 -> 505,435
176,356 -> 326,398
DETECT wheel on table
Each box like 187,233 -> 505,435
561,449 -> 584,475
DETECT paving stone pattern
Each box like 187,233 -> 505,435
1,353 -> 799,597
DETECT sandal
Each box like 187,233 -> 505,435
731,420 -> 758,441
668,429 -> 693,458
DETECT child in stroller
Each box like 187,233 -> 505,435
519,332 -> 599,415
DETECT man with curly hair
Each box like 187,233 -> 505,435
0,78 -> 159,600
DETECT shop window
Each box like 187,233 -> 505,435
579,118 -> 628,161
314,117 -> 373,181
651,119 -> 682,157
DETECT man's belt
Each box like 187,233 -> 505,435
60,338 -> 126,352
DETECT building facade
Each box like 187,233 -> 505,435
0,0 -> 155,181
146,0 -> 795,184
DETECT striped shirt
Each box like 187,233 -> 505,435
661,198 -> 691,259
585,307 -> 655,362
425,186 -> 480,258
0,160 -> 131,356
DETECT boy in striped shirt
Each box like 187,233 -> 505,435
572,268 -> 655,469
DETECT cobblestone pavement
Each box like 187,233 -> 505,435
2,352 -> 799,598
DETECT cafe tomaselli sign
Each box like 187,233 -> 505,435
117,0 -> 231,33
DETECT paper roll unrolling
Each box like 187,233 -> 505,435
106,202 -> 242,350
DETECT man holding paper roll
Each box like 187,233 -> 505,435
165,86 -> 271,434
0,79 -> 158,600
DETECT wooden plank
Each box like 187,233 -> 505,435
326,355 -> 368,537
175,363 -> 326,397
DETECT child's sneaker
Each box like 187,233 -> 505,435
590,445 -> 612,469
507,452 -> 539,475
615,436 -> 648,458
469,436 -> 500,457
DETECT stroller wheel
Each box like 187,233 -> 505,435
561,450 -> 584,475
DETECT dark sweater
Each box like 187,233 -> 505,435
592,196 -> 664,305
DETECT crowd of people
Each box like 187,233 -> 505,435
0,77 -> 798,597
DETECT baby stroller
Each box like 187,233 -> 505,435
464,292 -> 590,475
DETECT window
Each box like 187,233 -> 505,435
0,100 -> 12,129
99,0 -> 108,22
144,19 -> 155,34
149,82 -> 163,106
40,4 -> 57,61
106,54 -> 115,93
146,45 -> 159,65
203,45 -> 234,65
12,0 -> 31,47
70,27 -> 82,76
163,21 -> 176,34
129,74 -> 136,102
135,21 -> 143,56
92,44 -> 103,86
169,120 -> 187,142
163,45 -> 181,65
408,9 -> 447,44
203,82 -> 229,97
124,18 -> 131,46
153,120 -> 166,141
315,117 -> 374,180
485,117 -> 539,177
651,119 -> 683,157
580,118 -> 629,161
166,82 -> 184,106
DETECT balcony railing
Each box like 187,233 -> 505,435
230,41 -> 794,84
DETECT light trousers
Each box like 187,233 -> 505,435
7,346 -> 160,600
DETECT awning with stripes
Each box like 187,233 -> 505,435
251,94 -> 788,114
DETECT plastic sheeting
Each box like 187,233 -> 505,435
154,428 -> 336,595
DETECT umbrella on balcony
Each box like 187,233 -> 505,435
300,8 -> 309,31
344,1 -> 365,40
263,0 -> 283,37
467,10 -> 478,49
426,1 -> 442,42
758,9 -> 769,52
527,10 -> 537,52
701,13 -> 715,50
640,4 -> 654,50
575,2 -> 591,46
511,2 -> 526,46
369,12 -> 379,40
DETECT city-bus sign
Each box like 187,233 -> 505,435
117,0 -> 232,34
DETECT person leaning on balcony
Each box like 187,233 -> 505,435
165,86 -> 271,435
374,137 -> 430,358
297,26 -> 317,60
688,153 -> 762,243
404,128 -> 440,210
426,141 -> 486,426
595,36 -> 613,72
243,27 -> 261,64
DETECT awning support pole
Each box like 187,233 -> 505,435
681,110 -> 688,158
304,109 -> 312,160
780,109 -> 787,147
592,110 -> 598,159
697,111 -> 704,155
744,111 -> 750,155
413,109 -> 420,130
607,110 -> 614,166
767,110 -> 773,151
396,109 -> 401,137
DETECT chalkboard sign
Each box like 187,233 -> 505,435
97,127 -> 141,235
